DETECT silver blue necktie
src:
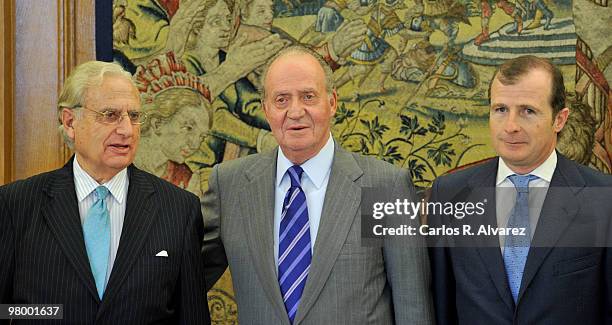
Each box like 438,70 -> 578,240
503,174 -> 538,303
83,186 -> 111,299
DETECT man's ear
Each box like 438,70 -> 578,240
262,100 -> 271,120
329,89 -> 338,116
554,107 -> 570,133
61,108 -> 76,140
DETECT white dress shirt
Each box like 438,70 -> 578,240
73,156 -> 128,284
273,136 -> 334,266
496,150 -> 557,251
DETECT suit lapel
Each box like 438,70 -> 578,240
294,145 -> 363,325
98,165 -> 157,313
469,158 -> 516,310
240,149 -> 291,325
41,158 -> 100,302
517,154 -> 582,303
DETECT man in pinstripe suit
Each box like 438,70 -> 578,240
202,46 -> 434,324
0,61 -> 210,324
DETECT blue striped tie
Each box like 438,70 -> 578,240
503,174 -> 538,303
83,186 -> 111,299
278,165 -> 312,323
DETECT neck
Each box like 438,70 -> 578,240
282,135 -> 330,165
77,158 -> 119,184
505,147 -> 555,175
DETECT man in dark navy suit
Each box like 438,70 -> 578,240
429,55 -> 612,324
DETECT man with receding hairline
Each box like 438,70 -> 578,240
202,45 -> 434,324
429,55 -> 612,324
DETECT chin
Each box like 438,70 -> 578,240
105,156 -> 134,170
284,140 -> 313,151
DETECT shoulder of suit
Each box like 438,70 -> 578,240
346,151 -> 409,182
434,159 -> 493,187
563,157 -> 612,186
349,152 -> 401,172
131,166 -> 199,201
214,152 -> 269,175
0,168 -> 62,199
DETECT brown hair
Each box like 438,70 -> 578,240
489,55 -> 566,116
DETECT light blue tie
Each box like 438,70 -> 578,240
278,165 -> 312,324
83,186 -> 111,299
503,174 -> 538,303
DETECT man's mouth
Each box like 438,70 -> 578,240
108,144 -> 131,153
503,140 -> 527,145
287,125 -> 308,131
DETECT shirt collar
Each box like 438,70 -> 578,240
276,135 -> 335,189
496,150 -> 557,185
73,155 -> 129,203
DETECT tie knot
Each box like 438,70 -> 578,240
95,186 -> 110,200
287,165 -> 304,188
508,174 -> 538,193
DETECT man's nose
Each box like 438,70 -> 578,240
115,116 -> 135,137
286,99 -> 305,119
503,111 -> 521,133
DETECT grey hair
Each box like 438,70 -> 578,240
259,45 -> 335,101
57,61 -> 135,148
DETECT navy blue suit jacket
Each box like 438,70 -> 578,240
429,153 -> 612,324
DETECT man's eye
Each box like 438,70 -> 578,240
304,94 -> 315,101
494,107 -> 506,113
128,111 -> 141,120
276,97 -> 288,105
103,110 -> 120,120
525,108 -> 535,114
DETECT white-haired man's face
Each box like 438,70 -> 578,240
262,53 -> 337,165
62,75 -> 142,182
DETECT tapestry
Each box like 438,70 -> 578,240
109,0 -> 611,323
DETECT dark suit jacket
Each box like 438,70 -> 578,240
429,153 -> 612,325
0,158 -> 210,324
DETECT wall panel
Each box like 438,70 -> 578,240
11,0 -> 95,182
1,0 -> 14,185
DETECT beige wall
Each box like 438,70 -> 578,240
1,0 -> 95,185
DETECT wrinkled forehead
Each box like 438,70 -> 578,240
265,54 -> 325,88
85,76 -> 141,108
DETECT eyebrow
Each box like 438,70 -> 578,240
271,88 -> 319,97
99,106 -> 141,111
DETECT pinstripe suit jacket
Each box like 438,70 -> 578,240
0,158 -> 210,324
202,143 -> 434,324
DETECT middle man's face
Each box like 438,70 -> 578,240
263,53 -> 337,164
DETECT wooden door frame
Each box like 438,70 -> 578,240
2,0 -> 96,184
1,0 -> 15,185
